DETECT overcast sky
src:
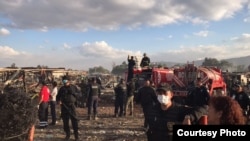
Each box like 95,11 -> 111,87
0,0 -> 250,71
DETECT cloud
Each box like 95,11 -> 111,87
0,46 -> 23,57
1,33 -> 250,70
78,41 -> 141,59
63,43 -> 71,49
0,28 -> 10,35
0,0 -> 247,30
193,30 -> 209,37
152,33 -> 250,63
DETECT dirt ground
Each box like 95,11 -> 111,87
34,89 -> 148,141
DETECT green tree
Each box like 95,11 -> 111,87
202,58 -> 220,67
10,63 -> 17,68
202,58 -> 233,71
111,61 -> 127,75
219,60 -> 233,71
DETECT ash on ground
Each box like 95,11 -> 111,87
34,90 -> 147,141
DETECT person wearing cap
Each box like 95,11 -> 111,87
56,75 -> 79,141
232,83 -> 250,117
38,81 -> 50,128
140,53 -> 150,67
145,83 -> 205,141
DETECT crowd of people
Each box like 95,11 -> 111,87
1,53 -> 250,141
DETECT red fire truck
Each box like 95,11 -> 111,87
128,62 -> 227,104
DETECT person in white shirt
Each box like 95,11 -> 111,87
50,81 -> 58,125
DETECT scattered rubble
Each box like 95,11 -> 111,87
34,90 -> 147,141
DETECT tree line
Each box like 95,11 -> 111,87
8,57 -> 250,76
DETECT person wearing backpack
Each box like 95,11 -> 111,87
56,75 -> 79,141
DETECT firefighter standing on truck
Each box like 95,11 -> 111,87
140,53 -> 150,67
56,75 -> 79,141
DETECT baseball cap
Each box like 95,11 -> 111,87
156,83 -> 172,92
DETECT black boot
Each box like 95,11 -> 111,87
65,132 -> 70,141
74,131 -> 79,141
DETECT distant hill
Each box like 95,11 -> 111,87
161,55 -> 250,68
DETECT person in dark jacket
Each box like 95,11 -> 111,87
135,79 -> 158,128
185,78 -> 210,124
87,78 -> 101,120
140,53 -> 150,67
127,55 -> 136,82
231,83 -> 250,116
186,78 -> 210,107
79,78 -> 88,108
146,83 -> 206,141
125,79 -> 135,116
114,78 -> 127,117
56,75 -> 79,141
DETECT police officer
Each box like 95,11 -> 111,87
56,75 -> 79,141
146,83 -> 206,141
114,78 -> 127,117
87,78 -> 101,120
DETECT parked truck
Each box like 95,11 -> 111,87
129,62 -> 227,104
